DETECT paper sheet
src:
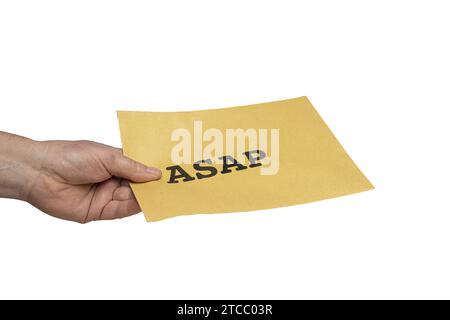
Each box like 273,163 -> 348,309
117,96 -> 373,222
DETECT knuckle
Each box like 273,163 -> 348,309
106,150 -> 121,165
128,158 -> 139,170
76,214 -> 90,224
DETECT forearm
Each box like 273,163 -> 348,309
0,131 -> 45,201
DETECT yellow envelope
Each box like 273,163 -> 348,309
117,96 -> 373,222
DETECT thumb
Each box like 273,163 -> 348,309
103,149 -> 162,182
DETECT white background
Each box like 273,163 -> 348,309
0,0 -> 449,299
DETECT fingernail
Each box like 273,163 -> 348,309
145,167 -> 162,176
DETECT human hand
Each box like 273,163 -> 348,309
0,132 -> 161,223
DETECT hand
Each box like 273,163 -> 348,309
0,132 -> 161,223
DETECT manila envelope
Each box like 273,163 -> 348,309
117,96 -> 373,222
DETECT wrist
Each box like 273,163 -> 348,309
0,132 -> 47,201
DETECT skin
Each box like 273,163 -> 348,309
0,131 -> 161,223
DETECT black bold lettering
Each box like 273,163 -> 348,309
218,155 -> 247,174
166,165 -> 195,183
243,149 -> 266,168
193,159 -> 218,180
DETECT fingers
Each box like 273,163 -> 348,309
113,185 -> 134,201
83,179 -> 142,222
102,148 -> 162,183
99,199 -> 141,220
